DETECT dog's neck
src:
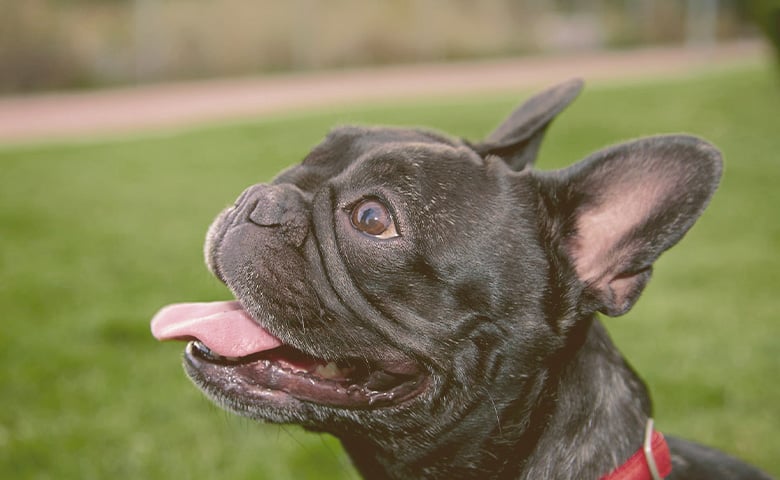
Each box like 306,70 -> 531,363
520,319 -> 652,479
341,319 -> 652,480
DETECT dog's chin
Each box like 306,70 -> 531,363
182,339 -> 429,420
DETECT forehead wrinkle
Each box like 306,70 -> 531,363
340,142 -> 483,197
360,142 -> 483,173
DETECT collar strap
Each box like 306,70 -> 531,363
600,419 -> 672,480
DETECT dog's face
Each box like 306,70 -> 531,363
195,126 -> 554,433
152,80 -> 721,460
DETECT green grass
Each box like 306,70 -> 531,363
1,64 -> 778,479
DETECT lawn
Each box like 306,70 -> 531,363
1,64 -> 778,479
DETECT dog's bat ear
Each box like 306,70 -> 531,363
538,135 -> 722,317
471,78 -> 584,171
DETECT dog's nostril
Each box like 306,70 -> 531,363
241,184 -> 309,247
248,198 -> 284,227
243,184 -> 288,227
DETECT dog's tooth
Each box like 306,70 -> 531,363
314,361 -> 343,379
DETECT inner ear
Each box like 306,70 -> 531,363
542,135 -> 722,316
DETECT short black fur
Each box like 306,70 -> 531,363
175,80 -> 772,479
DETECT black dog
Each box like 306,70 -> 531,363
152,80 -> 772,479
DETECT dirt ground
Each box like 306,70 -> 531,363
0,40 -> 766,144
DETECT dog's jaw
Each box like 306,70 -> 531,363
151,301 -> 430,414
183,341 -> 429,412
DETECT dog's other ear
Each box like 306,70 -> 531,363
472,78 -> 583,171
540,135 -> 722,317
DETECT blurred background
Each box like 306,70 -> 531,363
0,0 -> 776,93
1,1 -> 779,480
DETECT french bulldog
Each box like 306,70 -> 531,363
151,79 -> 773,479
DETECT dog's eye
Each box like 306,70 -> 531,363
350,199 -> 398,239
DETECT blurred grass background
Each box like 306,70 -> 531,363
0,64 -> 778,479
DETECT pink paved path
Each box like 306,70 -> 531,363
0,40 -> 765,144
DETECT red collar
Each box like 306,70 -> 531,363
600,420 -> 672,480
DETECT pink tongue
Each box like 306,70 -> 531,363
150,300 -> 282,358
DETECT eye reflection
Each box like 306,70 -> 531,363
350,199 -> 398,239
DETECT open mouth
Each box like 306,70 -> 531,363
152,301 -> 427,409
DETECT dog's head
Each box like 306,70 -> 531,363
152,80 -> 721,453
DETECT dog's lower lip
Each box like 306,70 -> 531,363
183,341 -> 428,409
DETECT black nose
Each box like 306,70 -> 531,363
241,184 -> 309,246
